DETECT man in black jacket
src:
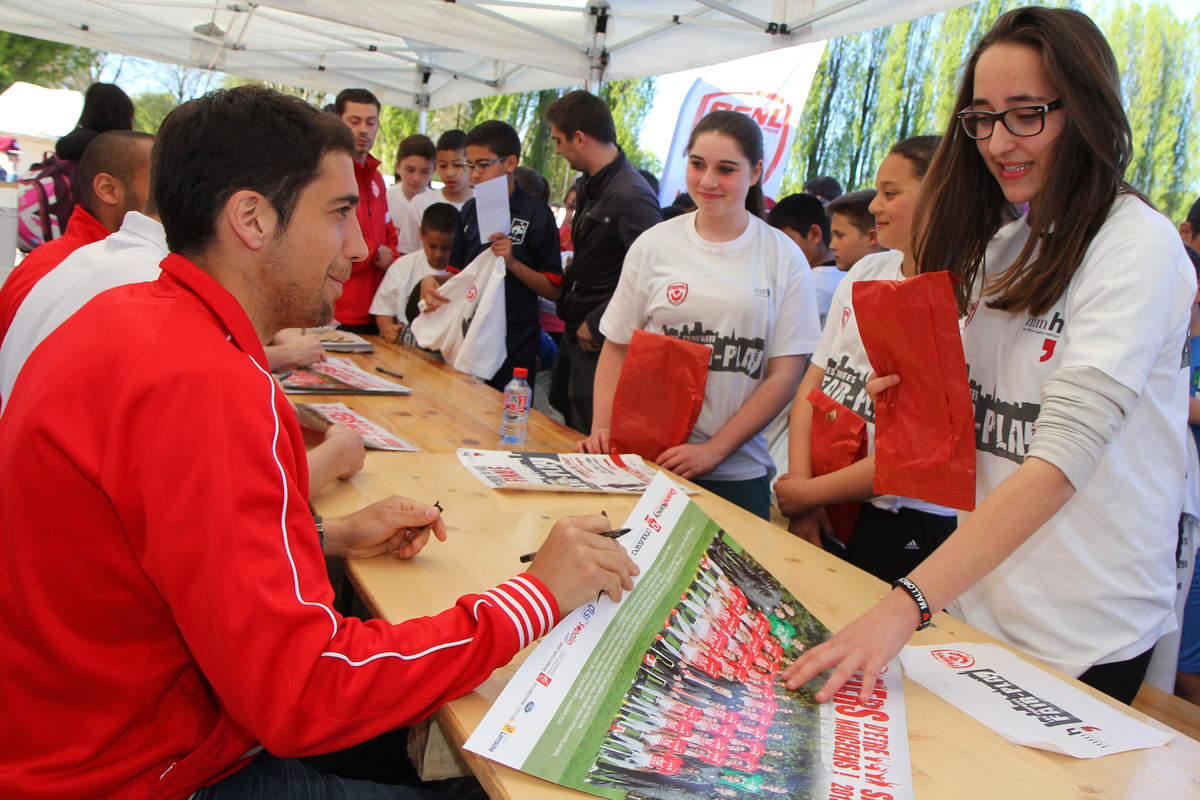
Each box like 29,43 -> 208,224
546,90 -> 662,433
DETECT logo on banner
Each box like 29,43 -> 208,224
694,91 -> 793,183
667,282 -> 689,306
536,672 -> 552,687
931,649 -> 976,669
466,285 -> 478,302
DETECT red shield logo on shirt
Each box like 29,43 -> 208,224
667,282 -> 688,306
841,307 -> 851,329
466,285 -> 478,302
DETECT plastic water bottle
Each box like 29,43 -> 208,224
499,367 -> 532,447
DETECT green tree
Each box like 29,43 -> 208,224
1099,0 -> 1200,220
0,32 -> 96,94
132,91 -> 177,134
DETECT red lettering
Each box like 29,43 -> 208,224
712,101 -> 732,112
834,705 -> 890,722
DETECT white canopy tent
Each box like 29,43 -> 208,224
1,0 -> 966,110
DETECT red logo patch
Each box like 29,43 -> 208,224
841,307 -> 851,329
931,648 -> 975,669
466,285 -> 478,302
536,672 -> 552,687
667,282 -> 688,306
1039,338 -> 1056,362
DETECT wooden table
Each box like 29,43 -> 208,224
311,451 -> 1200,800
303,338 -> 1200,798
296,339 -> 578,453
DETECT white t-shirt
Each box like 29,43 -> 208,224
0,211 -> 165,408
812,250 -> 956,517
397,188 -> 472,258
810,265 -> 846,328
948,194 -> 1195,676
600,212 -> 821,481
386,184 -> 425,255
369,250 -> 445,319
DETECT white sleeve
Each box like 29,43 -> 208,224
598,232 -> 652,346
369,254 -> 414,316
1057,215 -> 1195,394
812,264 -> 857,368
767,242 -> 821,359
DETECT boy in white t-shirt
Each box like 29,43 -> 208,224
371,202 -> 457,343
386,134 -> 436,255
407,130 -> 473,235
825,189 -> 884,272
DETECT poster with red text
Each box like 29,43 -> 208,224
465,473 -> 912,800
294,402 -> 419,451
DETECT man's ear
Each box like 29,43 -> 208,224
503,154 -> 518,175
222,189 -> 276,251
91,172 -> 123,208
807,224 -> 824,244
866,228 -> 879,246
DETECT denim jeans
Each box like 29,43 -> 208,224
193,754 -> 452,800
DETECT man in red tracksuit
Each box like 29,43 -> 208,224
333,88 -> 399,334
0,86 -> 636,799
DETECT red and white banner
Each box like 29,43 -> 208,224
658,42 -> 826,207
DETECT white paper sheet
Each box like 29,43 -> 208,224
900,642 -> 1173,758
472,174 -> 511,246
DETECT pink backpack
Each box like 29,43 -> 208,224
16,153 -> 79,253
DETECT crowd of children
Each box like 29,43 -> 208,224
1,5 -> 1198,798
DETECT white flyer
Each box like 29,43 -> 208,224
465,473 -> 913,800
472,174 -> 511,246
899,643 -> 1173,758
457,449 -> 658,494
294,402 -> 418,451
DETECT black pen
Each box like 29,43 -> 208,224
518,528 -> 630,564
375,366 -> 404,380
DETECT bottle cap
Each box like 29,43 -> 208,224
513,367 -> 529,378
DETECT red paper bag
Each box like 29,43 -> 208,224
610,329 -> 711,462
807,387 -> 868,543
852,271 -> 976,511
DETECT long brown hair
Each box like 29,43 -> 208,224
687,111 -> 765,218
914,7 -> 1133,316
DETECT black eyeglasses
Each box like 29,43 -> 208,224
465,156 -> 505,173
956,99 -> 1064,140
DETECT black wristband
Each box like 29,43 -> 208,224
893,577 -> 933,630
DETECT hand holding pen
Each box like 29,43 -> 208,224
523,515 -> 639,613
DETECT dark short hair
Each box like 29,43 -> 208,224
889,135 -> 941,180
435,129 -> 466,153
1188,196 -> 1200,229
420,202 -> 459,235
77,83 -> 134,133
638,169 -> 660,197
544,90 -> 616,144
335,88 -> 380,115
803,176 -> 842,202
153,86 -> 354,257
465,120 -> 521,160
78,130 -> 154,212
826,189 -> 877,235
767,193 -> 829,245
397,134 -> 435,163
514,166 -> 549,204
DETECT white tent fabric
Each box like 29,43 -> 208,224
1,1 -> 965,110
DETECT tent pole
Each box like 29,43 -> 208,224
585,1 -> 609,94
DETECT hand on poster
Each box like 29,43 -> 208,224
655,441 -> 723,480
577,426 -> 611,455
324,423 -> 366,479
324,496 -> 446,559
783,587 -> 920,703
525,514 -> 639,611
